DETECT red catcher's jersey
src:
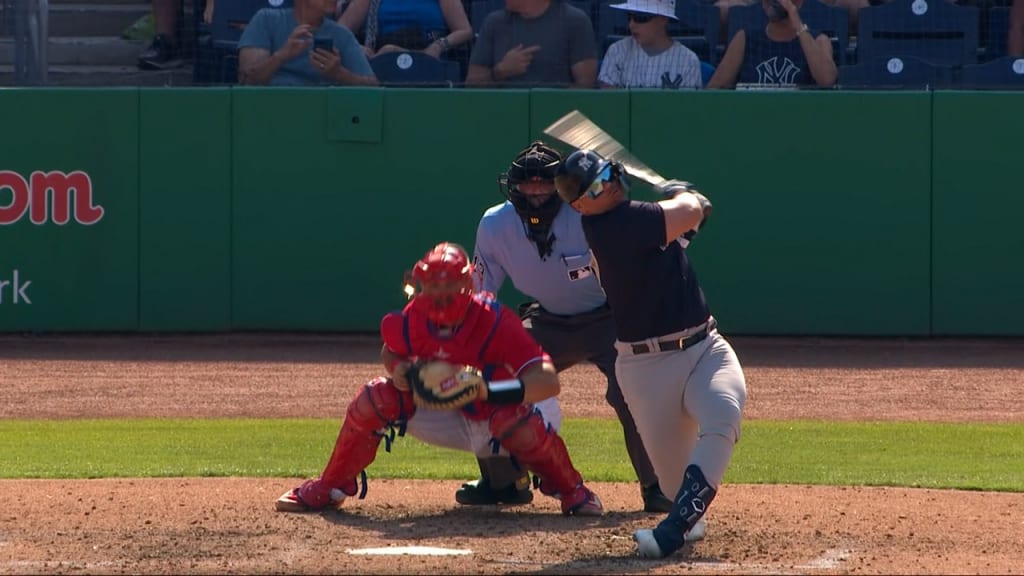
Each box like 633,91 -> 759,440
380,292 -> 549,383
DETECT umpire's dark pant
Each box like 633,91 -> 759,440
519,301 -> 659,489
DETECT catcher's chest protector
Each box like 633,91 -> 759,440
387,297 -> 513,379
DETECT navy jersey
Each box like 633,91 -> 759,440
581,201 -> 709,342
737,27 -> 817,88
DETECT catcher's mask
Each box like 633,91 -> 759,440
404,242 -> 474,326
498,141 -> 563,259
555,149 -> 629,205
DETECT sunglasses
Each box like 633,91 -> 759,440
627,11 -> 655,23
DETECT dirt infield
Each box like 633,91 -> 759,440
2,334 -> 1023,574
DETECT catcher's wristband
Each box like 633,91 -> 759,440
487,378 -> 525,404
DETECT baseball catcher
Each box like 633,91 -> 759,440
275,242 -> 604,517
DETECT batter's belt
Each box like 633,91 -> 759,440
616,318 -> 717,356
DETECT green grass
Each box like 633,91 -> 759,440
1,419 -> 1021,491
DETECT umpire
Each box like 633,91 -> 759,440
460,140 -> 673,513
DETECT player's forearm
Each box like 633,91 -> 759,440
517,362 -> 560,404
380,345 -> 407,376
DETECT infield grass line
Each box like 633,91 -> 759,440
0,419 -> 1021,491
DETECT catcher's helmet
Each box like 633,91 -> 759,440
404,242 -> 474,326
554,149 -> 624,204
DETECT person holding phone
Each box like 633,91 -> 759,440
706,0 -> 837,89
238,0 -> 379,86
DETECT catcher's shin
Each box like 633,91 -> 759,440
406,361 -> 483,409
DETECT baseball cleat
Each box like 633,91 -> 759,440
685,516 -> 707,542
562,485 -> 604,516
275,479 -> 350,512
641,483 -> 674,513
634,529 -> 665,558
455,477 -> 534,506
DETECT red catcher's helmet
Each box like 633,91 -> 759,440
405,242 -> 474,326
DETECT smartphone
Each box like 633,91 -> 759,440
313,37 -> 333,53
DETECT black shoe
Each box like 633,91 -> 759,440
455,478 -> 534,506
138,34 -> 182,70
641,483 -> 674,513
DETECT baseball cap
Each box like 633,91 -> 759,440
609,0 -> 678,20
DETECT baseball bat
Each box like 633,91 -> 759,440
542,110 -> 669,189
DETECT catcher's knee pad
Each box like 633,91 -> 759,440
489,404 -> 554,456
348,376 -> 416,431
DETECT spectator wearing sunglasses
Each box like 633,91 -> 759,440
706,0 -> 837,89
598,0 -> 702,89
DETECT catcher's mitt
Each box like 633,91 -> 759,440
406,361 -> 484,410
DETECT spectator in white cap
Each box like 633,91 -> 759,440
598,0 -> 703,89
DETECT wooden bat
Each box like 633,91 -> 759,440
542,110 -> 669,189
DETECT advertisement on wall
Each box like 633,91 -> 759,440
1,170 -> 105,308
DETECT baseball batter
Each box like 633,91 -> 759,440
461,140 -> 674,513
554,151 -> 747,558
275,242 -> 603,517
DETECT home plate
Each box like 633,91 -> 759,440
348,546 -> 472,556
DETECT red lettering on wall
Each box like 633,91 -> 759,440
0,170 -> 103,226
0,171 -> 30,225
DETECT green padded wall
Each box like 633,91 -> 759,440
139,89 -> 233,331
932,92 -> 1024,335
230,88 -> 529,331
0,90 -> 139,331
630,91 -> 933,335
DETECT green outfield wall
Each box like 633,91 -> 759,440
0,88 -> 1020,335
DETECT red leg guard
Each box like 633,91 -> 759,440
320,377 -> 416,488
489,404 -> 583,498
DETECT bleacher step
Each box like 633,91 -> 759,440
46,3 -> 152,37
0,64 -> 193,86
0,36 -> 148,66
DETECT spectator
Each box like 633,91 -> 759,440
598,0 -> 703,89
138,0 -> 182,70
238,0 -> 378,85
707,0 -> 837,88
465,0 -> 598,88
1011,0 -> 1024,57
339,0 -> 473,60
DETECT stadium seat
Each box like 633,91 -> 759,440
370,51 -> 463,86
725,0 -> 849,65
855,0 -> 979,66
839,55 -> 955,89
960,55 -> 1024,88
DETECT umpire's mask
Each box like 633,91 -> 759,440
498,141 -> 564,260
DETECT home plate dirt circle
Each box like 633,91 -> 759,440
348,546 -> 473,556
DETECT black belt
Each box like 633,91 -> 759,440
630,320 -> 715,355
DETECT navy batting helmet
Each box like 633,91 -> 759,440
554,149 -> 625,204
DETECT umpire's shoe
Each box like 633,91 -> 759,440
641,483 -> 674,513
455,475 -> 534,506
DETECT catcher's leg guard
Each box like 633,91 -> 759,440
319,376 -> 416,490
639,464 -> 717,558
489,404 -> 602,516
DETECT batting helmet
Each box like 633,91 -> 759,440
404,242 -> 474,326
554,149 -> 627,204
